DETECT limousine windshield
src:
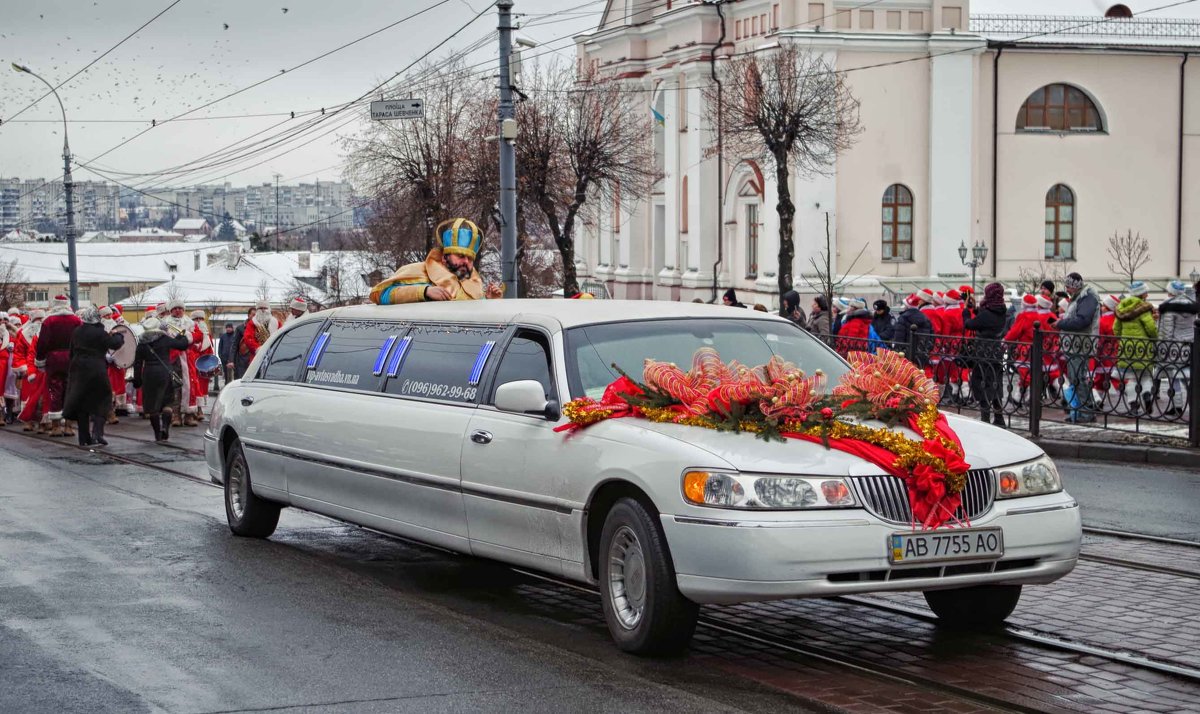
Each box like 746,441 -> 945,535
565,318 -> 849,400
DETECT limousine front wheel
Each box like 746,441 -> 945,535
599,498 -> 698,655
924,584 -> 1022,628
224,439 -> 281,538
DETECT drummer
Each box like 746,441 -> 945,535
190,310 -> 215,412
100,306 -> 135,423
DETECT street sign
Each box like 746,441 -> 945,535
370,99 -> 424,121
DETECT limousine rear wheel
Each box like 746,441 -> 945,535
924,584 -> 1022,628
599,498 -> 698,655
224,439 -> 281,538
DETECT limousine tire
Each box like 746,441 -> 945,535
924,584 -> 1022,628
599,498 -> 698,655
224,439 -> 281,538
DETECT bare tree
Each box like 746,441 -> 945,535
164,277 -> 186,305
254,279 -> 272,305
1015,260 -> 1069,295
1106,229 -> 1151,285
517,63 -> 660,296
0,258 -> 28,310
798,212 -> 869,310
706,45 -> 863,296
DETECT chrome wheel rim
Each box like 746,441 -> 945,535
228,455 -> 247,520
607,525 -> 647,630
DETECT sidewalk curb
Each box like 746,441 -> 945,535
1033,438 -> 1200,470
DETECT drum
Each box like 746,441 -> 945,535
110,324 -> 137,369
195,353 -> 221,376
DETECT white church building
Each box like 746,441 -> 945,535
572,0 -> 1200,305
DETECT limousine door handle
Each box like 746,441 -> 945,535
470,430 -> 493,445
240,396 -> 255,407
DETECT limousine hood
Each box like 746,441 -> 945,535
613,412 -> 1043,476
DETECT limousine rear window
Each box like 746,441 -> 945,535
382,324 -> 506,404
306,320 -> 407,392
564,318 -> 849,400
259,321 -> 324,382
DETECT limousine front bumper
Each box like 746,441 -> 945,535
659,493 -> 1080,605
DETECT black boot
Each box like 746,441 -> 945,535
149,415 -> 164,442
91,415 -> 108,446
160,409 -> 172,441
76,416 -> 92,447
992,413 -> 1006,428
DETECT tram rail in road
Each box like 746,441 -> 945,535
4,426 -> 1199,712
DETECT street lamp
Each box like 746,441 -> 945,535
12,62 -> 78,309
1190,266 -> 1199,284
958,240 -> 989,294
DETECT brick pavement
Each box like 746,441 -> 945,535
513,577 -> 1200,713
1080,532 -> 1200,575
863,556 -> 1200,671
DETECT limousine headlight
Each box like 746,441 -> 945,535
682,470 -> 858,510
995,455 -> 1062,499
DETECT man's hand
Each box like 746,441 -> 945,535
486,282 -> 504,300
424,286 -> 453,301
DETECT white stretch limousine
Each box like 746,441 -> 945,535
205,301 -> 1081,654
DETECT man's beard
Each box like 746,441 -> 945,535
255,312 -> 271,326
443,258 -> 472,280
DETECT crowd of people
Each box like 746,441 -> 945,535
0,295 -> 312,446
766,273 -> 1199,426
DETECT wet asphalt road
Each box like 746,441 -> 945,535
0,433 -> 804,714
1,425 -> 1198,713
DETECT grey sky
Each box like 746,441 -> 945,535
4,0 -> 1198,191
0,0 -> 599,188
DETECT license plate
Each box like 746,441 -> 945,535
889,528 -> 1004,565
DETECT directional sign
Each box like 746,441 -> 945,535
370,99 -> 424,121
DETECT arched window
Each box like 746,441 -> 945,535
1045,184 -> 1075,259
1105,4 -> 1133,18
881,184 -> 913,261
1017,84 -> 1102,132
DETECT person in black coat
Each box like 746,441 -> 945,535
63,307 -> 125,446
132,317 -> 191,442
962,282 -> 1009,427
232,308 -> 254,379
892,295 -> 933,366
217,322 -> 237,390
871,300 -> 896,345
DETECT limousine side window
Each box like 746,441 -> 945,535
259,321 -> 324,382
383,323 -> 506,404
488,332 -> 555,403
304,320 -> 407,392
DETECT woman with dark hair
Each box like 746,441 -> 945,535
722,288 -> 746,308
807,295 -> 833,337
63,306 -> 125,446
963,282 -> 1009,427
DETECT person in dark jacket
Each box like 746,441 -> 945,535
133,316 -> 191,442
806,295 -> 833,337
892,294 -> 933,365
780,290 -> 807,328
1054,272 -> 1101,422
722,288 -> 746,308
963,282 -> 1008,427
63,307 -> 126,446
217,323 -> 237,389
871,300 -> 895,344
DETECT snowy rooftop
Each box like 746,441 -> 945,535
123,249 -> 374,309
0,242 -> 237,285
173,218 -> 210,230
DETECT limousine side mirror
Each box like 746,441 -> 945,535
494,380 -> 557,420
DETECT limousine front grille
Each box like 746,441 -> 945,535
849,469 -> 996,525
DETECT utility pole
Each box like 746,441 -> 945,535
12,63 -> 78,308
274,173 -> 282,252
497,0 -> 518,299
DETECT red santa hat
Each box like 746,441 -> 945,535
1057,297 -> 1071,312
98,306 -> 113,318
51,294 -> 70,310
931,291 -> 946,306
110,304 -> 123,317
916,288 -> 935,304
145,305 -> 158,314
945,289 -> 963,303
1101,294 -> 1120,311
289,296 -> 308,312
155,302 -> 166,314
1036,295 -> 1054,310
958,285 -> 974,295
903,294 -> 921,309
1021,294 -> 1038,310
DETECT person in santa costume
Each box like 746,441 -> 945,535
107,304 -> 133,417
284,296 -> 308,325
1092,294 -> 1122,405
1,316 -> 16,425
161,299 -> 199,427
35,295 -> 82,437
190,309 -> 215,414
242,300 -> 281,357
14,310 -> 45,431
